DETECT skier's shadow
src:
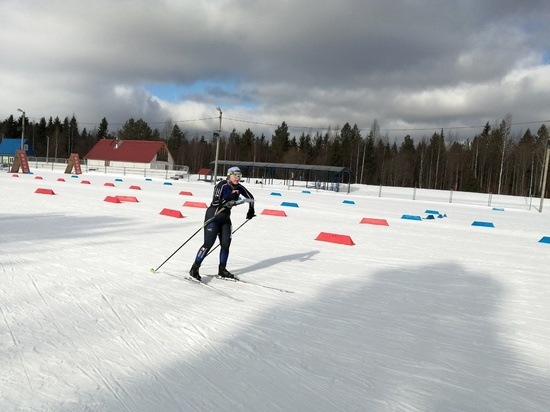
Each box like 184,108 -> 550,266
234,251 -> 320,275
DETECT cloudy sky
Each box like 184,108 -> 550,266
2,0 -> 549,141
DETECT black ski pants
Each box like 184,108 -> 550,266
194,207 -> 232,266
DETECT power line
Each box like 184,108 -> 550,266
381,120 -> 550,133
12,113 -> 550,136
223,116 -> 550,135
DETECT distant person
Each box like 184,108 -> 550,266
189,167 -> 255,281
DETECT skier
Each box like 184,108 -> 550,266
189,166 -> 255,281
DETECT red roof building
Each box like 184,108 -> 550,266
84,139 -> 174,169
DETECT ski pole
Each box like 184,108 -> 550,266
205,217 -> 252,258
150,219 -> 211,273
150,200 -> 244,273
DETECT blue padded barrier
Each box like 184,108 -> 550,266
472,221 -> 495,228
281,202 -> 299,208
401,214 -> 422,221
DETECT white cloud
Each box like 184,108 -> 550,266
1,0 -> 549,140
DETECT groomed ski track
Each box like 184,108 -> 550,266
1,169 -> 550,411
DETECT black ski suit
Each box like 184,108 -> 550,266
193,178 -> 254,266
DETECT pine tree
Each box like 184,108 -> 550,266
97,117 -> 109,140
118,118 -> 153,140
271,121 -> 290,162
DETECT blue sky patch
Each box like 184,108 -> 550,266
145,80 -> 258,109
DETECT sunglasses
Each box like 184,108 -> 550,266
229,172 -> 242,178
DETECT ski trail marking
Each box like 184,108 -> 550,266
96,285 -> 152,363
0,304 -> 33,392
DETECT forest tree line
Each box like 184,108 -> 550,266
1,113 -> 549,197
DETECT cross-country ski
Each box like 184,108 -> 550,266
208,275 -> 294,293
153,271 -> 244,302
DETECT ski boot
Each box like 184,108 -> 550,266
218,265 -> 235,279
189,262 -> 201,281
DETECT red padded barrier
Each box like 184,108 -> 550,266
183,201 -> 208,208
360,217 -> 389,226
315,232 -> 355,246
116,195 -> 139,202
261,209 -> 287,217
160,208 -> 184,218
104,196 -> 121,203
35,188 -> 55,195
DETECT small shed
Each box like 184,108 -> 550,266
84,139 -> 174,169
197,168 -> 212,182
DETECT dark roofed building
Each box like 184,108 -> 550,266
209,160 -> 353,193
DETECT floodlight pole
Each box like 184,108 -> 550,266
213,107 -> 222,184
539,140 -> 550,213
46,135 -> 50,164
17,108 -> 25,151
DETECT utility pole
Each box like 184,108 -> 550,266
46,136 -> 50,164
17,108 -> 25,151
213,107 -> 222,183
539,140 -> 550,213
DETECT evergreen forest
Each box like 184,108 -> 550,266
1,113 -> 549,197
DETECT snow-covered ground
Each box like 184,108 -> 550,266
1,168 -> 550,411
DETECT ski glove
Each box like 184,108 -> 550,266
227,190 -> 240,201
246,207 -> 256,220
